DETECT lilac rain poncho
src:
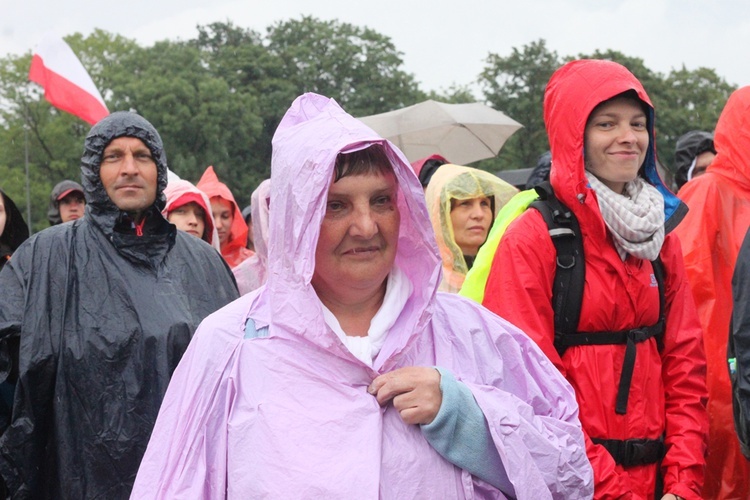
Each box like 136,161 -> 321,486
131,94 -> 592,499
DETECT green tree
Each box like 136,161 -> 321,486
477,39 -> 561,173
0,30 -> 139,231
657,66 -> 734,170
265,16 -> 425,116
109,38 -> 265,202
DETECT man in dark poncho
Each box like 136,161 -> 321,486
0,112 -> 239,498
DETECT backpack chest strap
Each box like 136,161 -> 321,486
557,320 -> 664,414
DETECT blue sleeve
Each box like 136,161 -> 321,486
421,367 -> 515,498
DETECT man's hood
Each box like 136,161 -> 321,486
544,59 -> 685,236
711,86 -> 750,190
80,112 -> 176,268
47,179 -> 85,225
247,93 -> 440,365
81,111 -> 169,222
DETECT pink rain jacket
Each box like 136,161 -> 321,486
162,178 -> 221,251
131,94 -> 592,499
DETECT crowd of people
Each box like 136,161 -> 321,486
0,58 -> 748,499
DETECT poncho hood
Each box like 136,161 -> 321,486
544,59 -> 685,237
162,178 -> 220,250
711,86 -> 750,190
197,165 -> 251,266
249,179 -> 271,269
81,111 -> 168,220
79,111 -> 175,268
424,164 -> 517,292
250,92 -> 440,363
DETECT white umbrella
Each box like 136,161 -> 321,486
358,100 -> 523,165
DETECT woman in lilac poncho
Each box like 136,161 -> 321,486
131,94 -> 592,499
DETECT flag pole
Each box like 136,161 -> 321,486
23,102 -> 33,235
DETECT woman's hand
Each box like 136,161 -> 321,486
368,367 -> 442,425
661,495 -> 683,500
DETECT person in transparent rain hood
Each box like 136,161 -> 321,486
131,93 -> 593,499
424,164 -> 517,292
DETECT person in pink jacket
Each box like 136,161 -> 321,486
162,178 -> 221,251
131,93 -> 593,499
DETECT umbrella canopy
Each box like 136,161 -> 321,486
358,100 -> 523,165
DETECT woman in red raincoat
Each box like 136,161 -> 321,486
197,165 -> 254,268
673,86 -> 750,500
482,60 -> 708,499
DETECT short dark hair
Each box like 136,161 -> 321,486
334,145 -> 393,182
587,90 -> 651,128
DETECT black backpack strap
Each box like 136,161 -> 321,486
590,436 -> 665,467
651,257 -> 666,351
529,182 -> 585,357
557,257 -> 666,414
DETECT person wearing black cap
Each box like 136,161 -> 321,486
48,179 -> 86,225
674,130 -> 716,191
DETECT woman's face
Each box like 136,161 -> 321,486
584,96 -> 649,193
0,195 -> 6,237
168,201 -> 206,239
312,169 -> 400,304
450,196 -> 492,257
210,197 -> 234,246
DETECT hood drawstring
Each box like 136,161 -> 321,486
135,218 -> 146,237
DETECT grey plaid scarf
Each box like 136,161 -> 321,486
585,172 -> 665,261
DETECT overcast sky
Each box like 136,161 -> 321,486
3,0 -> 749,95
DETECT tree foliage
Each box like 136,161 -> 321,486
477,40 -> 736,175
477,39 -> 561,173
0,26 -> 738,231
0,18 -> 424,229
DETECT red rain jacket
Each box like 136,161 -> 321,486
673,86 -> 750,500
483,60 -> 708,499
197,166 -> 253,268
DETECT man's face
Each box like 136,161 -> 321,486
58,192 -> 86,223
99,137 -> 158,218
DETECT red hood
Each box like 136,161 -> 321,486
197,165 -> 249,261
710,85 -> 750,191
544,59 -> 682,238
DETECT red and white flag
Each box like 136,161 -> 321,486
29,34 -> 109,125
